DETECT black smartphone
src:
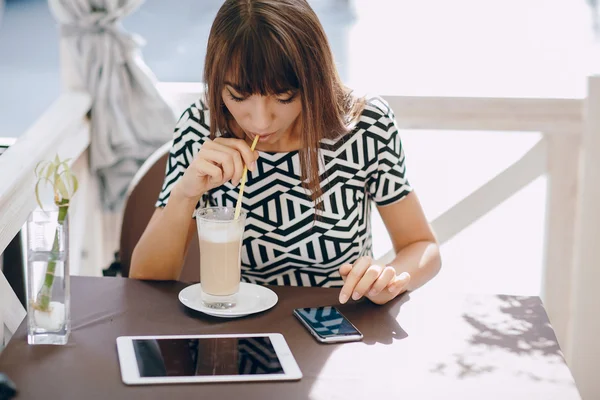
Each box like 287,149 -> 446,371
293,306 -> 363,343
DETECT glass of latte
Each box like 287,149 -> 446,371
195,207 -> 247,309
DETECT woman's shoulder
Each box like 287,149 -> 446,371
174,97 -> 211,142
358,95 -> 396,126
179,96 -> 210,122
322,95 -> 395,150
334,94 -> 396,143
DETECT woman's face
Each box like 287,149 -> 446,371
222,83 -> 302,152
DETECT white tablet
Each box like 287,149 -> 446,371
116,333 -> 302,385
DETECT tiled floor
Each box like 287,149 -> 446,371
1,0 -> 598,296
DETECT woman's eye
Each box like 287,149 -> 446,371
227,90 -> 246,102
276,93 -> 296,104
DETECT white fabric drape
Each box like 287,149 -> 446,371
48,0 -> 175,211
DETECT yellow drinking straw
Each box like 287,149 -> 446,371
234,135 -> 259,219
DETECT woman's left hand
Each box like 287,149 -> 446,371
338,256 -> 411,305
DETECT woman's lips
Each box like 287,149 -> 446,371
249,131 -> 276,142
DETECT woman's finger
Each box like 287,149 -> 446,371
367,266 -> 396,298
196,158 -> 223,183
338,263 -> 353,281
214,137 -> 258,171
200,149 -> 235,183
386,272 -> 411,294
366,271 -> 411,305
209,142 -> 245,185
351,264 -> 383,301
339,257 -> 372,304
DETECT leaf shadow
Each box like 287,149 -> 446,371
431,295 -> 566,382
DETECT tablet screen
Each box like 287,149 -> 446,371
132,337 -> 284,377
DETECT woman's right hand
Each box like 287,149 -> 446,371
173,137 -> 259,201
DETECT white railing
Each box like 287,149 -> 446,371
0,91 -> 92,345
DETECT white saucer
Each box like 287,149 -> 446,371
178,282 -> 278,318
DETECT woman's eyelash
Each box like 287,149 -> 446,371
276,94 -> 296,104
227,91 -> 246,102
227,89 -> 296,104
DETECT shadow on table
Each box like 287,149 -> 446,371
339,292 -> 410,346
431,295 -> 567,382
465,295 -> 560,357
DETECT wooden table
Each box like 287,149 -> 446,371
0,276 -> 581,399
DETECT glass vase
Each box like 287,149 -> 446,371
26,208 -> 70,345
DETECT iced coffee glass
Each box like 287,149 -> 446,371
195,207 -> 246,309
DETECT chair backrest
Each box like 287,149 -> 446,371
119,142 -> 200,282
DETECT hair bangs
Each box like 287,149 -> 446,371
225,26 -> 300,96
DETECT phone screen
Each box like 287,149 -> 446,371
294,306 -> 361,339
131,337 -> 284,377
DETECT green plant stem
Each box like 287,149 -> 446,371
35,202 -> 68,312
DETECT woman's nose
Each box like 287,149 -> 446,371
248,97 -> 273,131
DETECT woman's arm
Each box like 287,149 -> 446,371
339,191 -> 441,304
377,191 -> 441,291
129,187 -> 197,280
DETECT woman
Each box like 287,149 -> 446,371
130,0 -> 441,305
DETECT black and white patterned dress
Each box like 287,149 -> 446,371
156,96 -> 412,287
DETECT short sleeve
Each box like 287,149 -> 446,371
365,97 -> 412,206
155,101 -> 211,210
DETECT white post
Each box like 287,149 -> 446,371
568,75 -> 600,399
540,132 -> 581,354
68,149 -> 101,276
59,37 -> 90,276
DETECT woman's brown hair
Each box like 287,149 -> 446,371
204,0 -> 364,209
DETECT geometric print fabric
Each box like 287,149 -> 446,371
156,96 -> 412,287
